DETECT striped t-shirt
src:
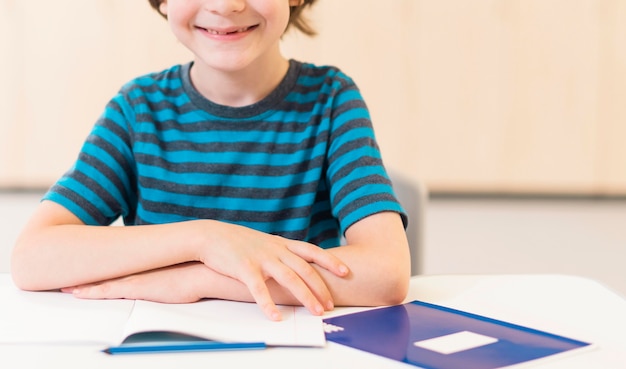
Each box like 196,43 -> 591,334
45,60 -> 406,249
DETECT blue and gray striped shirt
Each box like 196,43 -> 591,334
45,60 -> 406,248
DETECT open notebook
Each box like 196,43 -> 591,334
0,276 -> 325,353
102,299 -> 325,353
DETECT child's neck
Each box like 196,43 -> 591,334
190,54 -> 290,108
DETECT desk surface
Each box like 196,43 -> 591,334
1,273 -> 625,369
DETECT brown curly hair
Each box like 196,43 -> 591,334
147,0 -> 318,36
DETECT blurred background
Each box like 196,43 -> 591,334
1,1 -> 624,296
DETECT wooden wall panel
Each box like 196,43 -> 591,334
0,1 -> 190,187
2,0 -> 625,195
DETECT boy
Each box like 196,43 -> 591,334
11,0 -> 410,321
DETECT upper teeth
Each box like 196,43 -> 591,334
208,27 -> 249,35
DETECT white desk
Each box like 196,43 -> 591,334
1,273 -> 625,368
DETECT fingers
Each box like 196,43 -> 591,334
238,256 -> 327,320
266,260 -> 328,316
60,265 -> 205,304
287,241 -> 350,278
278,252 -> 335,311
234,239 -> 350,319
62,281 -> 120,299
239,273 -> 283,321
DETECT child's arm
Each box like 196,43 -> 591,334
57,209 -> 410,310
312,211 -> 411,306
15,206 -> 409,313
11,200 -> 349,320
57,208 -> 410,311
89,211 -> 411,308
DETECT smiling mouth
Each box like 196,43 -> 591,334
203,25 -> 258,35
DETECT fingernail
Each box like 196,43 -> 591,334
271,311 -> 282,321
339,265 -> 349,275
326,300 -> 334,310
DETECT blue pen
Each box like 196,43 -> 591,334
104,341 -> 267,355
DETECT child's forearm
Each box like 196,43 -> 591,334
11,201 -> 350,320
57,261 -> 311,308
197,240 -> 410,309
11,219 -> 202,291
315,212 -> 412,307
199,212 -> 411,309
12,202 -> 407,318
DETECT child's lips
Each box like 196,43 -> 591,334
199,25 -> 259,35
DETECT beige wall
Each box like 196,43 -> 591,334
2,0 -> 625,195
0,1 -> 191,187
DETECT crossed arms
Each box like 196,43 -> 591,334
11,200 -> 411,321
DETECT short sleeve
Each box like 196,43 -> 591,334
44,92 -> 138,225
324,74 -> 408,234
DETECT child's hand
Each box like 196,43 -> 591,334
195,221 -> 350,321
60,262 -> 210,304
59,220 -> 350,321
